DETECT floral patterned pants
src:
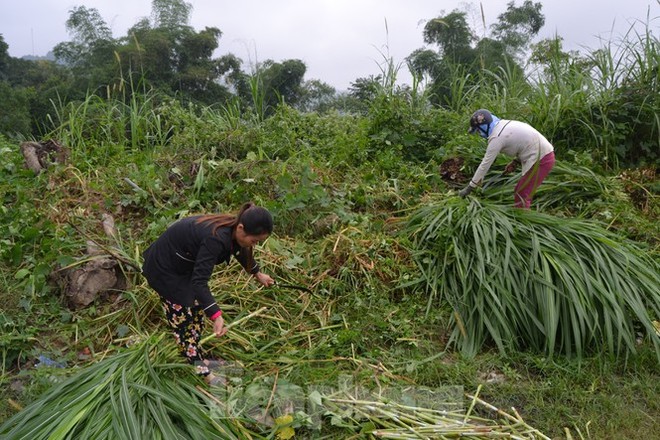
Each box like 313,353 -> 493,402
162,299 -> 211,376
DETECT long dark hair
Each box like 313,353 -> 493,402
196,202 -> 273,269
196,202 -> 273,235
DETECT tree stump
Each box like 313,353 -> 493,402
60,257 -> 127,308
19,140 -> 68,174
51,214 -> 129,309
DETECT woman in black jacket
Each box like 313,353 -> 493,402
142,202 -> 274,381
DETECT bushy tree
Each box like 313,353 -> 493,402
0,35 -> 73,137
232,59 -> 307,116
345,75 -> 382,114
492,0 -> 545,58
261,59 -> 307,108
422,11 -> 476,65
150,0 -> 193,30
0,82 -> 32,137
297,79 -> 337,113
53,6 -> 118,93
407,2 -> 544,107
0,35 -> 9,80
123,1 -> 242,104
49,0 -> 242,106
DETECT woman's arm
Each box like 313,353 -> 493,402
236,247 -> 274,287
190,237 -> 225,318
469,138 -> 505,186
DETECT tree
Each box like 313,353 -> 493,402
0,81 -> 32,137
116,0 -> 238,104
296,79 -> 337,113
422,11 -> 476,65
408,3 -> 545,107
475,37 -> 517,71
53,6 -> 118,94
151,0 -> 193,31
0,35 -> 9,80
122,20 -> 177,91
406,49 -> 443,83
234,59 -> 307,115
176,28 -> 238,103
53,6 -> 114,67
0,36 -> 32,137
263,59 -> 306,107
529,36 -> 580,75
0,34 -> 73,137
407,10 -> 480,106
349,76 -> 381,104
491,1 -> 545,57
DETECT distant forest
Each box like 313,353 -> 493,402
0,0 -> 657,166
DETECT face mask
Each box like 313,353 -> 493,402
477,123 -> 490,138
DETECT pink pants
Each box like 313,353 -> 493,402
514,152 -> 555,208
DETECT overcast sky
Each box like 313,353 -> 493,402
1,0 -> 658,90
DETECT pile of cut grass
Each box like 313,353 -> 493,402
1,333 -> 559,439
317,384 -> 552,439
481,161 -> 622,213
0,334 -> 257,440
404,197 -> 660,359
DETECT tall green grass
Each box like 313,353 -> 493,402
531,22 -> 658,167
452,19 -> 659,168
46,83 -> 171,164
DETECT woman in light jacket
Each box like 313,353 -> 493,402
459,109 -> 555,208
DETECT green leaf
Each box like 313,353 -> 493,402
308,390 -> 323,406
14,268 -> 30,280
116,325 -> 130,338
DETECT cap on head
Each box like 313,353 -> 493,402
468,109 -> 493,134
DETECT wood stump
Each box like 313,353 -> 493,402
59,256 -> 127,308
19,140 -> 68,174
51,215 -> 129,309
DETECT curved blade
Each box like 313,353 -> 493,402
275,282 -> 312,293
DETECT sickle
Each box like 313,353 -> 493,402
274,282 -> 312,293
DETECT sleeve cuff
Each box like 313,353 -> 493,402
202,302 -> 221,319
210,310 -> 222,321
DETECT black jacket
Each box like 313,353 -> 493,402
142,216 -> 259,318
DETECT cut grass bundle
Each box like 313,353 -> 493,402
0,334 -> 259,440
481,160 -> 625,214
404,197 -> 660,359
317,384 -> 551,439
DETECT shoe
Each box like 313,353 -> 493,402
205,373 -> 227,387
203,359 -> 227,369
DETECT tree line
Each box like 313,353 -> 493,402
0,0 -> 544,133
0,0 -> 657,166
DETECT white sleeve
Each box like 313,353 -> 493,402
469,138 -> 505,186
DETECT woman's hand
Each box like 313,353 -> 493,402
254,271 -> 274,287
213,315 -> 227,338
